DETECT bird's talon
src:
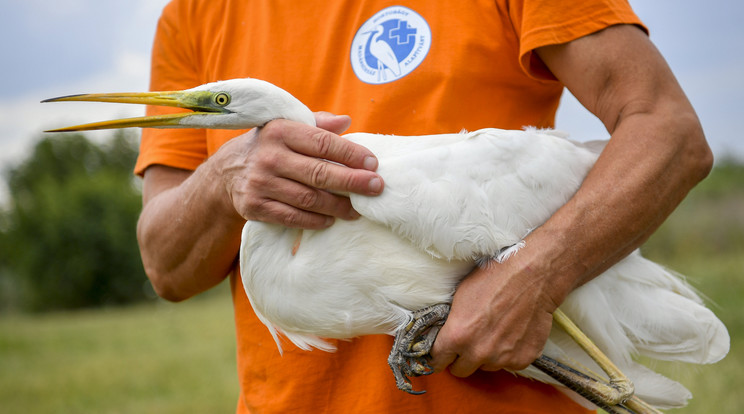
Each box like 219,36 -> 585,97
388,303 -> 451,394
410,359 -> 435,376
410,340 -> 428,354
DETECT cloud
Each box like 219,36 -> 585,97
0,0 -> 170,171
556,1 -> 744,161
0,50 -> 151,167
2,0 -> 743,176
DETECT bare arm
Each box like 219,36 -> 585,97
430,25 -> 713,375
137,113 -> 383,301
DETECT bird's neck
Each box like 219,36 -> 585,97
265,86 -> 316,127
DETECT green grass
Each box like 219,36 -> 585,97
1,163 -> 742,413
634,161 -> 744,414
627,256 -> 743,414
0,284 -> 238,413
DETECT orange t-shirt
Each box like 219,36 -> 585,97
137,1 -> 644,412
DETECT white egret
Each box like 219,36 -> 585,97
44,78 -> 729,413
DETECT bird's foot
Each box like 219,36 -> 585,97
533,310 -> 661,414
532,355 -> 632,413
388,303 -> 450,395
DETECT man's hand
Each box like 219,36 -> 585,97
428,24 -> 712,380
212,111 -> 383,229
138,111 -> 384,301
429,254 -> 557,376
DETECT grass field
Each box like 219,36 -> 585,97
0,163 -> 742,413
0,286 -> 239,413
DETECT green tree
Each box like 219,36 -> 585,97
0,131 -> 148,311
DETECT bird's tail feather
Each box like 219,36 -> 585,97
608,252 -> 729,364
282,330 -> 338,353
563,251 -> 729,366
624,363 -> 692,409
549,250 -> 729,408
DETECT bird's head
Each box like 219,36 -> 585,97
43,78 -> 316,132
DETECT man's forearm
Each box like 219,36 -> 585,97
430,104 -> 711,376
430,25 -> 713,374
520,107 -> 712,307
531,24 -> 714,303
137,161 -> 245,301
136,115 -> 382,302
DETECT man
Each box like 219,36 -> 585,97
135,1 -> 712,412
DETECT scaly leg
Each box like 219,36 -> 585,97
531,355 -> 637,414
550,309 -> 635,404
388,303 -> 449,394
388,305 -> 662,413
533,309 -> 662,414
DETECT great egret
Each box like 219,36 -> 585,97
44,78 -> 729,413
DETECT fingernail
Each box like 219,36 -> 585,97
363,156 -> 378,171
368,177 -> 382,194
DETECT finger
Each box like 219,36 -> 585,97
278,151 -> 383,196
428,349 -> 458,374
314,111 -> 352,135
429,331 -> 460,373
254,120 -> 382,197
269,119 -> 379,172
252,198 -> 335,229
431,350 -> 482,378
430,327 -> 485,378
264,176 -> 361,221
447,355 -> 483,378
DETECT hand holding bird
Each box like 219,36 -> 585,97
211,115 -> 383,228
430,256 -> 560,376
44,78 -> 730,413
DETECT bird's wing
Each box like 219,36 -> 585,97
549,250 -> 730,408
564,251 -> 730,366
347,128 -> 600,260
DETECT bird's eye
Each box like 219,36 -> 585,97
214,92 -> 230,107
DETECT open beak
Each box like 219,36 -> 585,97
42,90 -> 230,132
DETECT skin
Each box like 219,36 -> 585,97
137,112 -> 382,300
429,25 -> 712,375
137,24 -> 713,379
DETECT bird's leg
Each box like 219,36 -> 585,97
531,355 -> 636,414
388,304 -> 660,413
388,303 -> 450,394
552,309 -> 634,404
623,395 -> 664,414
532,309 -> 661,414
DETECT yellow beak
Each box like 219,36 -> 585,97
42,90 -> 230,132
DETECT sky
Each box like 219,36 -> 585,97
0,0 -> 742,179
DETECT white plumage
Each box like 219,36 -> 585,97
219,79 -> 728,409
44,78 -> 730,410
241,127 -> 596,347
240,125 -> 729,408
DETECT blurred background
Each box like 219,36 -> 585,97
0,1 -> 741,412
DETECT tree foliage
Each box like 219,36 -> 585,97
0,131 -> 148,311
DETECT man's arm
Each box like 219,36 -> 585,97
430,24 -> 713,376
137,113 -> 383,301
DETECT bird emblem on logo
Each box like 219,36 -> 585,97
350,6 -> 431,84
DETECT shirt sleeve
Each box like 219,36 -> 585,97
509,0 -> 647,81
134,0 -> 208,176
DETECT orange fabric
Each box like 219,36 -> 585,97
136,0 -> 644,412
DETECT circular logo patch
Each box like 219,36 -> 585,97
350,6 -> 432,84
